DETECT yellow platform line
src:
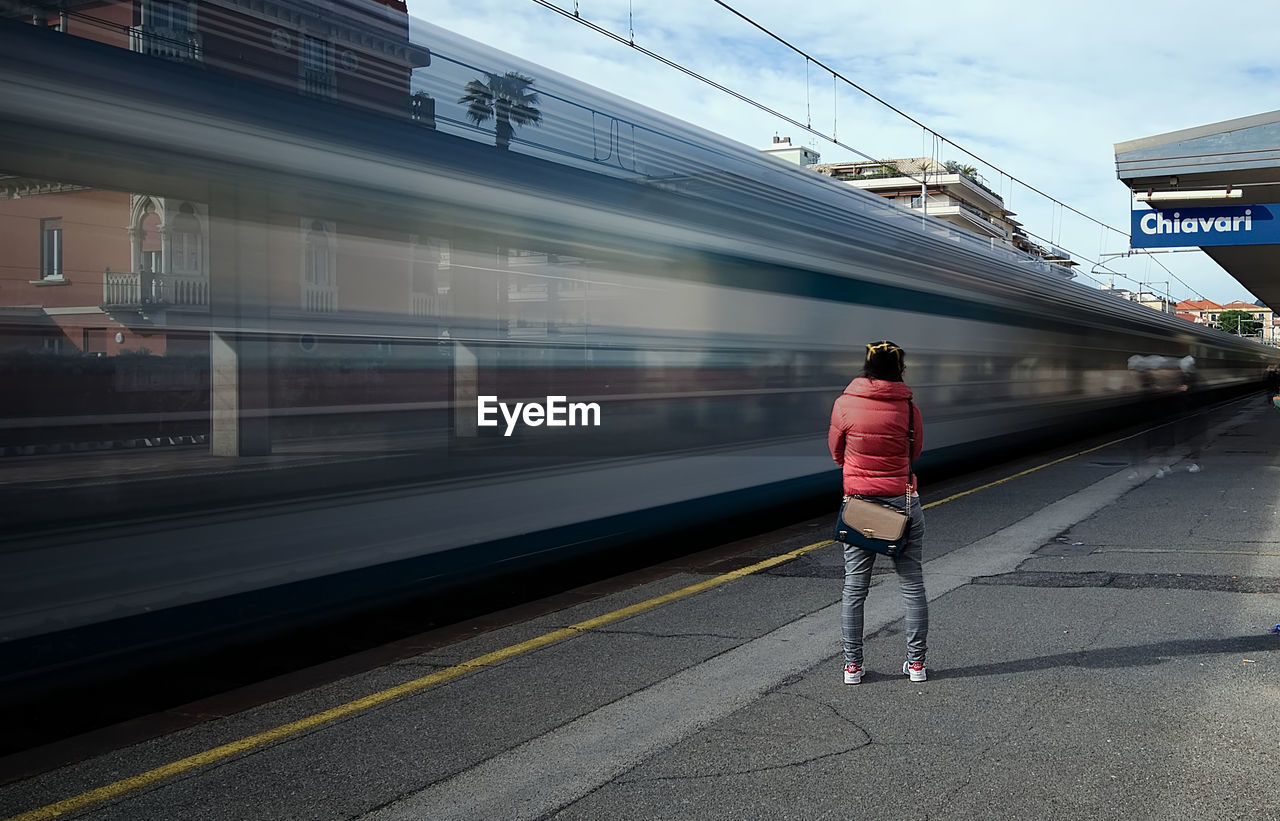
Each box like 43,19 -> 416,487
923,427 -> 1149,509
4,421 -> 1175,820
6,540 -> 830,821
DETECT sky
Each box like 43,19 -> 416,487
408,0 -> 1280,306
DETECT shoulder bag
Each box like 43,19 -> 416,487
834,399 -> 915,557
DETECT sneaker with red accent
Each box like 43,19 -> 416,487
903,660 -> 927,682
843,662 -> 863,685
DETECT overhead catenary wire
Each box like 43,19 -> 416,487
528,0 -> 932,185
534,0 -> 1068,212
708,0 -> 1130,242
529,0 -> 1215,304
710,0 -> 1213,305
1147,252 -> 1204,302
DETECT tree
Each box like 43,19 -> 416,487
459,72 -> 543,150
944,160 -> 979,178
857,161 -> 903,180
1216,308 -> 1262,337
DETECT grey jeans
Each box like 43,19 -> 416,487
841,499 -> 928,666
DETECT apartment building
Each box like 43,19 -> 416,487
804,156 -> 1076,277
812,156 -> 1016,237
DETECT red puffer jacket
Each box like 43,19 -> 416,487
829,377 -> 924,497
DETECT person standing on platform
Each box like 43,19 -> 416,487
829,341 -> 928,684
1177,356 -> 1205,473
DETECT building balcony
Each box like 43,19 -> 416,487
103,270 -> 208,311
301,68 -> 337,100
303,283 -> 337,313
411,292 -> 452,317
848,171 -> 1008,215
909,200 -> 1010,240
129,25 -> 202,63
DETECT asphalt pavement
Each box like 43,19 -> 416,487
2,396 -> 1278,821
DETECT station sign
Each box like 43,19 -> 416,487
1131,203 -> 1280,248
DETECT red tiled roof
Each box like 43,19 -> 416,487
1176,299 -> 1222,311
1219,301 -> 1265,311
1176,312 -> 1201,323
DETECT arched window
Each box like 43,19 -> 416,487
139,204 -> 163,274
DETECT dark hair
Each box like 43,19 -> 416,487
862,340 -> 905,381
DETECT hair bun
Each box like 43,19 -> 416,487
864,340 -> 905,379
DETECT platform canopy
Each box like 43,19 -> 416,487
1115,110 -> 1280,311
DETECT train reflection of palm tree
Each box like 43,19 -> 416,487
458,71 -> 543,150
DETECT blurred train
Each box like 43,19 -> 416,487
0,8 -> 1275,681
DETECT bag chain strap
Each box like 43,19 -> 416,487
904,398 -> 915,518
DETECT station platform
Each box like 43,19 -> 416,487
2,396 -> 1279,820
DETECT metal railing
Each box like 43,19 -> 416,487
303,283 -> 337,312
128,25 -> 201,63
103,270 -> 209,308
411,292 -> 453,317
301,68 -> 337,99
